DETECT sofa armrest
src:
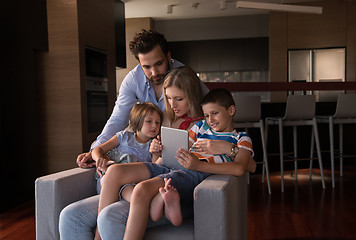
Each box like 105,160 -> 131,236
35,167 -> 97,240
194,174 -> 248,240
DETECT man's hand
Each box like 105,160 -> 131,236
76,152 -> 96,168
176,148 -> 201,171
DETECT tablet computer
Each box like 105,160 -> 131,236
161,126 -> 189,170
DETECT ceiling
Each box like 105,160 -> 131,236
123,0 -> 318,20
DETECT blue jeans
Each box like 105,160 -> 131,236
59,196 -> 176,240
59,195 -> 99,240
59,195 -> 132,240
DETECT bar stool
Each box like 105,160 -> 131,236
265,95 -> 325,192
233,95 -> 271,195
310,93 -> 356,188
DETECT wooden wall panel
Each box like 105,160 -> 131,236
269,12 -> 288,102
39,0 -> 117,173
41,0 -> 82,173
288,1 -> 347,49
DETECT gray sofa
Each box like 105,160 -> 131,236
35,168 -> 247,240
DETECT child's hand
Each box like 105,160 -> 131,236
176,148 -> 200,171
150,136 -> 162,157
96,156 -> 114,177
192,139 -> 230,155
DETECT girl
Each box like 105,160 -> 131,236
92,102 -> 163,195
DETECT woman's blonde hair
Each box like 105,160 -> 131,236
129,102 -> 163,132
163,66 -> 204,122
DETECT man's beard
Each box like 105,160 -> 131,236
150,75 -> 165,85
148,59 -> 171,85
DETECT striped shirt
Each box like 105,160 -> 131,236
189,120 -> 253,163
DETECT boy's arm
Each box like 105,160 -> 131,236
177,148 -> 252,177
191,139 -> 236,158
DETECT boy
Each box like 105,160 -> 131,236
149,88 -> 256,227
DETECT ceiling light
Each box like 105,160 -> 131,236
167,4 -> 174,14
220,0 -> 226,10
192,3 -> 200,9
236,1 -> 322,14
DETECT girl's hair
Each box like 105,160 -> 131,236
129,102 -> 163,132
163,66 -> 204,122
201,88 -> 235,109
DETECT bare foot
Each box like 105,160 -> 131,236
161,178 -> 182,226
150,190 -> 164,222
247,158 -> 257,173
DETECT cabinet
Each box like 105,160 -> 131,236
169,37 -> 268,72
243,37 -> 269,70
196,40 -> 221,72
220,39 -> 244,71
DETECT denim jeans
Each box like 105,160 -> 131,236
59,195 -> 133,240
58,176 -> 192,240
59,195 -> 99,240
59,196 -> 174,240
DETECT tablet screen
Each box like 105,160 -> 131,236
161,126 -> 188,170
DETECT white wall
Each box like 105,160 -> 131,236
155,14 -> 269,42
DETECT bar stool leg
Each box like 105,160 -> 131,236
339,124 -> 343,177
313,118 -> 325,189
260,120 -> 271,194
245,128 -> 250,185
329,117 -> 335,188
293,125 -> 298,181
309,129 -> 314,180
279,119 -> 284,192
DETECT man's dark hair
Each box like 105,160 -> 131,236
129,29 -> 169,60
201,88 -> 235,109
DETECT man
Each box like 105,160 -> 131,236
76,30 -> 209,168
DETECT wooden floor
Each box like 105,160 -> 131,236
248,163 -> 356,240
1,163 -> 356,240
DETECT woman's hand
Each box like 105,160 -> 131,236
176,148 -> 201,171
192,139 -> 233,156
149,136 -> 163,158
76,152 -> 96,168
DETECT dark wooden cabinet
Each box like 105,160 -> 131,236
220,39 -> 244,71
169,37 -> 269,72
243,37 -> 269,70
196,40 -> 221,72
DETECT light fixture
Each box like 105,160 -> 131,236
220,0 -> 226,10
167,4 -> 175,14
192,3 -> 200,9
236,1 -> 322,14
